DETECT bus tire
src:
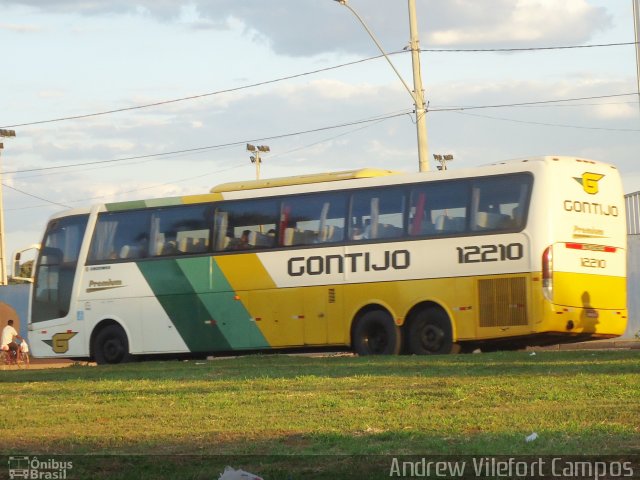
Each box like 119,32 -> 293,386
407,308 -> 459,355
93,324 -> 131,365
352,310 -> 402,355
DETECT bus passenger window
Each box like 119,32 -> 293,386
149,205 -> 212,257
213,198 -> 279,252
471,174 -> 532,232
409,181 -> 468,237
88,210 -> 151,262
280,193 -> 346,246
350,188 -> 405,241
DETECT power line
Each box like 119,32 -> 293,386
6,91 -> 636,178
428,93 -> 638,112
1,41 -> 634,130
269,116 -> 396,160
7,91 -> 636,176
0,53 -> 397,129
452,110 -> 640,132
5,165 -> 240,211
5,110 -> 412,175
7,112 -> 405,210
66,166 -> 241,204
3,183 -> 71,209
490,100 -> 639,109
6,90 -> 636,177
421,41 -> 637,53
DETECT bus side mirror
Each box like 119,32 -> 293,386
13,253 -> 21,280
11,245 -> 40,284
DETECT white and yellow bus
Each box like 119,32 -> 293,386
23,156 -> 627,363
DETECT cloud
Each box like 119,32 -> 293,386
0,22 -> 41,33
424,0 -> 611,46
593,103 -> 637,120
4,72 -> 639,266
37,90 -> 66,99
10,75 -> 636,187
2,0 -> 613,55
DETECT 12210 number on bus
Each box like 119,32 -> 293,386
457,243 -> 524,264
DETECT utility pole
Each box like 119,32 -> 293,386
634,0 -> 640,117
0,129 -> 16,285
408,0 -> 429,173
335,0 -> 430,172
246,144 -> 270,180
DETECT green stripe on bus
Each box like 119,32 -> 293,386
106,197 -> 184,212
137,258 -> 269,351
176,257 -> 270,350
137,259 -> 233,352
105,200 -> 148,212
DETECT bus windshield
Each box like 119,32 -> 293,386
32,214 -> 89,323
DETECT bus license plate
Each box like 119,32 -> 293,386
585,310 -> 599,319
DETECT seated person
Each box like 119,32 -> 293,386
229,230 -> 252,250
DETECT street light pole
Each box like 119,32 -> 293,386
246,144 -> 270,180
334,0 -> 430,172
433,153 -> 453,171
0,129 -> 16,285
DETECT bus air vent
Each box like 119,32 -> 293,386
478,277 -> 528,327
328,288 -> 336,304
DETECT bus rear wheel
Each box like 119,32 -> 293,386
353,310 -> 402,355
407,308 -> 459,355
94,324 -> 131,365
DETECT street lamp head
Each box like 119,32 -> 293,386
334,0 -> 347,5
257,145 -> 270,153
0,129 -> 16,138
246,143 -> 256,152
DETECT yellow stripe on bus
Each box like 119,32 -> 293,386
215,253 -> 277,292
183,193 -> 223,204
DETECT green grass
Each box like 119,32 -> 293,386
0,350 -> 638,479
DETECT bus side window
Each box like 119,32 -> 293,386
471,174 -> 532,232
350,187 -> 405,241
148,205 -> 212,257
409,181 -> 468,237
213,198 -> 279,252
281,193 -> 346,246
88,210 -> 151,262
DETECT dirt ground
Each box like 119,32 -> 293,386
1,357 -> 93,370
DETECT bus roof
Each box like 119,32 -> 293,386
45,156 -> 619,218
210,168 -> 402,193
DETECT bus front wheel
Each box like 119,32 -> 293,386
407,308 -> 459,355
94,324 -> 131,365
352,310 -> 402,355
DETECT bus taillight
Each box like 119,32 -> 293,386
542,245 -> 553,301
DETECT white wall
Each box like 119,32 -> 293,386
625,235 -> 640,339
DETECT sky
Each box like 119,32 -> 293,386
1,0 -> 639,270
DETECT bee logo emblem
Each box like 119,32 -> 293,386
43,332 -> 78,354
574,172 -> 604,195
